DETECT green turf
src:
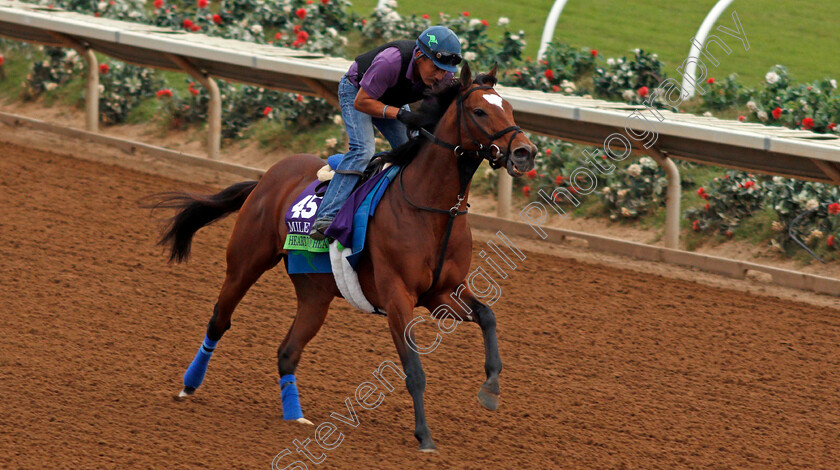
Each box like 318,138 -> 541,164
350,0 -> 840,85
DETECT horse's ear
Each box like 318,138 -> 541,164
459,62 -> 472,90
488,63 -> 498,81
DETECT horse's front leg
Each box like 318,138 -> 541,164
385,293 -> 437,452
469,298 -> 502,411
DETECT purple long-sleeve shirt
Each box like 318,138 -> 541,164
346,46 -> 452,100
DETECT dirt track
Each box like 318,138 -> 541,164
3,140 -> 840,469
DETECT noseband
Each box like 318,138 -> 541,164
419,84 -> 523,169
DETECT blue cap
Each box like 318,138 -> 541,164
416,26 -> 462,73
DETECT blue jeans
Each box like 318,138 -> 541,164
315,75 -> 409,221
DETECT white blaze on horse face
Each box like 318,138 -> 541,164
483,93 -> 504,109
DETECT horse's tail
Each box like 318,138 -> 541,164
150,181 -> 259,263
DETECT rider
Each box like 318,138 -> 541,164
309,26 -> 463,240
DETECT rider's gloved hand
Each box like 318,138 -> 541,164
396,108 -> 426,130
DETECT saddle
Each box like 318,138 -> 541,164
314,153 -> 391,196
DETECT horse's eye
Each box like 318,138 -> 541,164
473,108 -> 487,117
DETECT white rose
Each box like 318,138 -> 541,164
97,1 -> 106,10
805,199 -> 819,210
45,82 -> 58,91
384,0 -> 398,7
621,89 -> 635,101
459,38 -> 469,49
765,71 -> 780,84
469,19 -> 482,28
831,79 -> 838,89
282,5 -> 292,13
746,100 -> 757,111
757,111 -> 768,122
332,115 -> 343,125
810,229 -> 824,239
617,189 -> 629,198
98,84 -> 104,93
560,80 -> 575,90
326,27 -> 338,37
703,111 -> 713,117
339,36 -> 348,46
251,24 -> 263,34
639,156 -> 655,168
509,35 -> 520,42
620,207 -> 633,217
463,51 -> 477,62
627,164 -> 642,177
385,11 -> 400,22
325,137 -> 338,147
602,187 -> 611,194
497,17 -> 509,26
606,58 -> 615,66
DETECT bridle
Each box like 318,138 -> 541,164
398,82 -> 524,301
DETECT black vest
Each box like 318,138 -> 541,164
352,40 -> 425,107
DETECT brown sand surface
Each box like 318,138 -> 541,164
3,141 -> 840,469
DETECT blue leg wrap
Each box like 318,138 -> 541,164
279,375 -> 304,420
183,336 -> 218,389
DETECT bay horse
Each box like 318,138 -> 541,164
153,63 -> 536,452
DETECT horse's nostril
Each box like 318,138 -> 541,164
513,147 -> 531,160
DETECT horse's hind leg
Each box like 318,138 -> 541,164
179,230 -> 280,398
276,274 -> 334,425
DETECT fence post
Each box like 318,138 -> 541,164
647,148 -> 681,249
49,32 -> 98,132
166,54 -> 221,160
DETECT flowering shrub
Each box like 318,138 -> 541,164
98,60 -> 163,124
600,156 -> 668,219
700,73 -> 752,111
744,65 -> 840,133
23,47 -> 82,98
764,177 -> 840,248
502,43 -> 594,93
684,171 -> 764,235
593,49 -> 666,103
26,0 -> 145,20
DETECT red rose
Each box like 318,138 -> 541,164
361,19 -> 366,25
522,185 -> 530,196
828,203 -> 840,215
156,89 -> 172,98
296,30 -> 309,41
0,55 -> 4,67
153,0 -> 163,7
275,32 -> 283,40
545,149 -> 551,156
213,14 -> 222,24
705,203 -> 710,211
462,11 -> 469,16
544,69 -> 554,80
296,94 -> 303,102
692,220 -> 700,231
828,235 -> 835,248
829,123 -> 837,131
481,19 -> 488,26
637,86 -> 649,98
707,77 -> 715,84
552,85 -> 560,92
422,14 -> 429,19
525,169 -> 537,179
99,63 -> 109,74
322,0 -> 329,4
771,107 -> 782,119
738,115 -> 745,121
191,24 -> 200,32
590,49 -> 597,57
725,230 -> 733,237
555,175 -> 563,185
197,0 -> 207,8
296,8 -> 306,19
568,187 -> 578,194
263,106 -> 272,116
802,117 -> 814,129
190,88 -> 199,96
697,187 -> 705,197
183,19 -> 194,29
293,24 -> 301,33
94,12 -> 100,16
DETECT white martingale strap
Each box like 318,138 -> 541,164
328,242 -> 377,313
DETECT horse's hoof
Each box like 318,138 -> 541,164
419,444 -> 439,454
478,385 -> 500,411
177,387 -> 196,399
295,418 -> 314,425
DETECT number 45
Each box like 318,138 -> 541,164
291,194 -> 319,219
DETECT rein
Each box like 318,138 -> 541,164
400,83 -> 522,301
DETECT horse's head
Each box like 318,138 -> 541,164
453,63 -> 537,177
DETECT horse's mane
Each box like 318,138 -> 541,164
381,72 -> 498,166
